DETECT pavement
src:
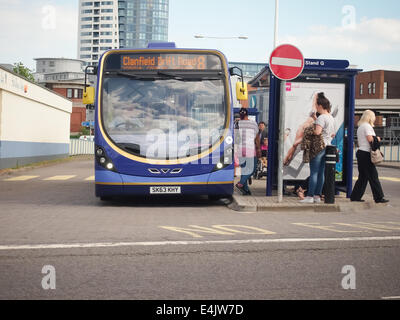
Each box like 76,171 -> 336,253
375,161 -> 400,170
230,161 -> 400,213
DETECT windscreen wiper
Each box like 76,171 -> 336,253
156,71 -> 185,81
183,77 -> 222,81
157,71 -> 223,82
106,71 -> 156,81
117,143 -> 141,155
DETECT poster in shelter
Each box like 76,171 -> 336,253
283,82 -> 345,181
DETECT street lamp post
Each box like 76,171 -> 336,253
274,0 -> 279,48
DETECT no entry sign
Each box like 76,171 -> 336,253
269,44 -> 304,81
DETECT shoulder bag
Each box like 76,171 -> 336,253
370,136 -> 383,164
371,149 -> 384,164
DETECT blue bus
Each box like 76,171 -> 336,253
83,43 -> 247,200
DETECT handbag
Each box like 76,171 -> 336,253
371,149 -> 384,164
370,136 -> 383,164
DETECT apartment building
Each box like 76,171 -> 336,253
77,0 -> 169,66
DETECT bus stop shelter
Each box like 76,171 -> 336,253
248,59 -> 362,198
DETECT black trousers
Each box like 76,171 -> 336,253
351,150 -> 385,201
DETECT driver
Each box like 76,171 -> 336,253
107,104 -> 144,131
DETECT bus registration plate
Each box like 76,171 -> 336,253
150,186 -> 181,194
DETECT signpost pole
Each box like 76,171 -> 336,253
269,44 -> 304,203
277,80 -> 285,203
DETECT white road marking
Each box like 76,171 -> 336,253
4,176 -> 39,181
43,175 -> 76,181
381,296 -> 400,300
0,236 -> 400,251
85,176 -> 95,181
271,57 -> 302,67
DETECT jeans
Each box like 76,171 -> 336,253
239,157 -> 257,192
351,150 -> 384,201
308,149 -> 326,197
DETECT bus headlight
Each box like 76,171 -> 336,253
212,148 -> 233,172
106,163 -> 114,170
96,146 -> 117,172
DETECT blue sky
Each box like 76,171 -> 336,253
0,0 -> 399,71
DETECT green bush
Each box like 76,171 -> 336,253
80,126 -> 91,136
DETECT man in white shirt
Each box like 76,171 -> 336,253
235,108 -> 261,195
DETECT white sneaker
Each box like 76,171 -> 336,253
314,196 -> 322,203
300,197 -> 314,203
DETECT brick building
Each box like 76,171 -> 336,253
34,58 -> 87,135
355,71 -> 400,142
356,70 -> 400,100
45,82 -> 87,134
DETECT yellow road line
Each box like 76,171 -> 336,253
4,176 -> 39,181
380,177 -> 400,182
353,176 -> 400,182
160,225 -> 276,239
292,222 -> 365,233
43,175 -> 77,181
333,223 -> 391,233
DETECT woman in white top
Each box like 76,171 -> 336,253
350,110 -> 388,203
301,93 -> 335,204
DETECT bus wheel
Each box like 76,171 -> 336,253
100,196 -> 112,201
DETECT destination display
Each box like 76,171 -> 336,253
119,53 -> 222,70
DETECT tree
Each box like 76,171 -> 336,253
13,62 -> 35,82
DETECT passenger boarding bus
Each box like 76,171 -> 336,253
83,42 -> 248,200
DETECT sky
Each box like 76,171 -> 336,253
0,0 -> 399,72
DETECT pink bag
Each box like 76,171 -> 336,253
234,154 -> 239,168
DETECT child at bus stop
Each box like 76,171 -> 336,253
259,122 -> 268,169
